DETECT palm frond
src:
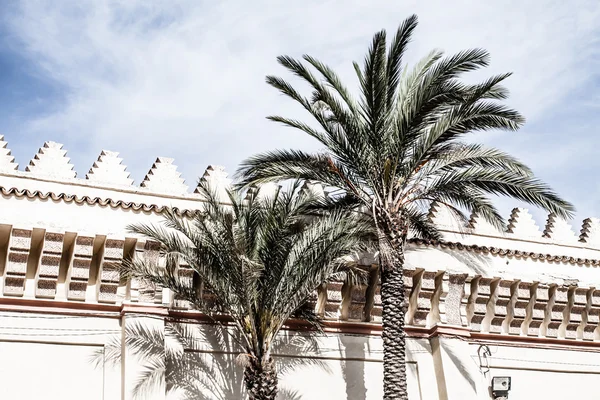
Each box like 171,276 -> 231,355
386,14 -> 418,106
238,15 -> 575,231
123,179 -> 370,370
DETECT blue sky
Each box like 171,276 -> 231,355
0,1 -> 599,227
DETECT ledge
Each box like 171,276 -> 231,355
0,297 -> 121,318
2,297 -> 600,351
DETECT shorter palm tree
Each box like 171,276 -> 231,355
122,180 -> 369,400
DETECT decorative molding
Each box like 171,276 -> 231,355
140,157 -> 188,195
0,186 -> 198,217
408,238 -> 600,266
3,184 -> 600,267
26,141 -> 76,179
86,150 -> 134,186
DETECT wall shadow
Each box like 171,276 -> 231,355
92,321 -> 327,399
338,334 -> 369,400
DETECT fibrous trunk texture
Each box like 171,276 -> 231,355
378,210 -> 409,400
244,357 -> 278,400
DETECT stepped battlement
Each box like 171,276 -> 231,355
0,137 -> 595,250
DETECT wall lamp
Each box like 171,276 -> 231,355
491,376 -> 511,399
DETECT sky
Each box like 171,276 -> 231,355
0,1 -> 599,228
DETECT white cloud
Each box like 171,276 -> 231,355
4,0 -> 600,224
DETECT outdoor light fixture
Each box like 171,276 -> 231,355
491,376 -> 511,399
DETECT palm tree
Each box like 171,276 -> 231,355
235,15 -> 574,399
122,180 -> 369,400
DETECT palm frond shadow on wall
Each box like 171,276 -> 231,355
92,320 -> 333,400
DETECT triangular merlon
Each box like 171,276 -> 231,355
194,165 -> 232,202
86,150 -> 133,186
543,213 -> 578,243
140,157 -> 188,194
506,208 -> 541,239
0,134 -> 18,172
25,141 -> 76,179
579,217 -> 600,246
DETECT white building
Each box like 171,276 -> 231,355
0,137 -> 599,399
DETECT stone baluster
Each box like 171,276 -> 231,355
470,277 -> 499,333
405,267 -> 422,325
139,241 -> 162,304
97,238 -> 125,303
509,281 -> 536,335
426,272 -> 445,328
35,231 -> 64,299
567,287 -> 589,339
413,270 -> 439,326
349,278 -> 366,321
338,277 -> 354,321
528,283 -> 554,337
327,277 -> 344,319
439,273 -> 468,326
491,280 -> 517,334
550,286 -> 573,339
172,260 -> 195,309
588,290 -> 600,341
66,235 -> 94,301
577,288 -> 595,340
465,276 -> 480,328
315,282 -> 328,318
3,228 -> 32,296
362,264 -> 380,322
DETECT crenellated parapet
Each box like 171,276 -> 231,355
2,136 -> 600,256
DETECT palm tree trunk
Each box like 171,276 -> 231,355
244,357 -> 278,400
377,210 -> 409,400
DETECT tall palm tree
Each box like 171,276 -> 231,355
122,180 -> 369,400
236,15 -> 574,399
